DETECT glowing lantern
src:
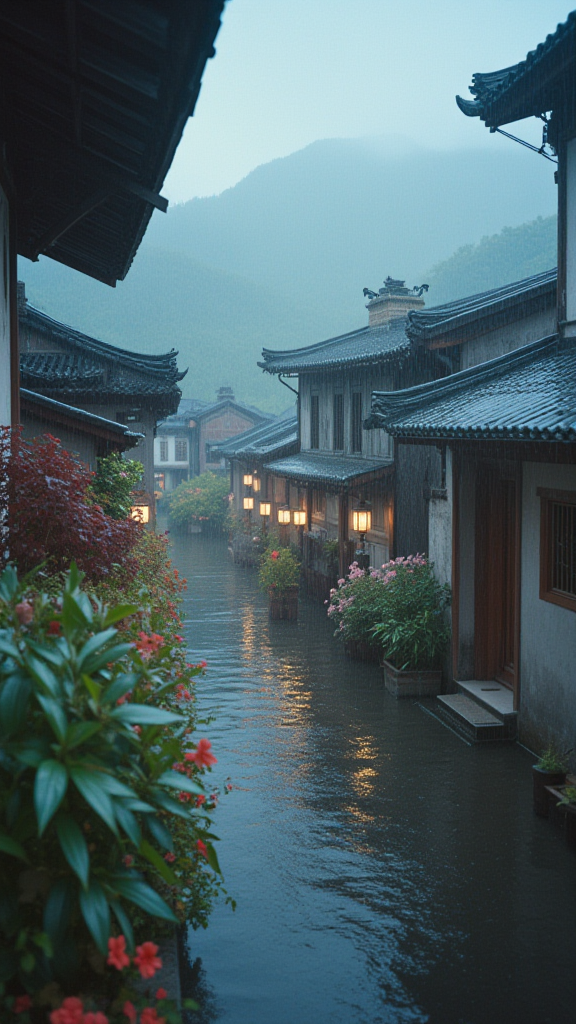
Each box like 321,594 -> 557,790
243,496 -> 254,511
243,473 -> 253,487
277,506 -> 291,524
352,502 -> 372,535
293,510 -> 306,527
259,501 -> 272,517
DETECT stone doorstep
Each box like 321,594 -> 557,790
435,693 -> 508,743
455,679 -> 516,720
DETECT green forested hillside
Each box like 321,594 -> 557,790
19,138 -> 557,411
425,215 -> 557,304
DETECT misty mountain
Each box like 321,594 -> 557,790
425,215 -> 556,305
20,137 -> 557,411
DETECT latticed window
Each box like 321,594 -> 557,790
175,438 -> 188,461
159,439 -> 168,462
539,489 -> 576,612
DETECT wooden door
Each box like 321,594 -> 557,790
474,467 -> 519,693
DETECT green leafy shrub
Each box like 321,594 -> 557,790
0,562 -> 222,998
90,453 -> 144,520
258,547 -> 300,592
534,745 -> 572,773
168,473 -> 230,531
371,558 -> 451,670
327,561 -> 391,647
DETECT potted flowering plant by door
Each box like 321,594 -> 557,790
259,546 -> 300,620
532,745 -> 571,817
370,556 -> 451,697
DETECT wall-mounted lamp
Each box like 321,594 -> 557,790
259,501 -> 271,517
352,502 -> 372,535
243,496 -> 254,511
243,473 -> 253,487
293,510 -> 306,527
130,504 -> 150,524
278,505 -> 291,525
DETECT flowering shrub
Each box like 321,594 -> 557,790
328,556 -> 451,668
0,562 -> 222,1002
90,454 -> 144,521
258,546 -> 300,593
168,473 -> 230,532
370,557 -> 451,670
0,429 -> 140,581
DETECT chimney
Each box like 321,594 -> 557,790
365,276 -> 426,327
217,385 -> 235,402
17,280 -> 27,312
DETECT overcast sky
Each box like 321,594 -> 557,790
163,0 -> 572,204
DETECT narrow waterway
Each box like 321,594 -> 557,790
171,532 -> 576,1024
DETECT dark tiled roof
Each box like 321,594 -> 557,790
214,416 -> 298,460
407,269 -> 557,343
21,389 -> 144,442
5,1 -> 224,285
366,335 -> 576,443
456,12 -> 576,126
259,319 -> 410,375
264,452 -> 393,488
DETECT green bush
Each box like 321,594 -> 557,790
0,562 -> 221,995
371,557 -> 451,670
90,453 -> 144,520
258,546 -> 300,593
168,473 -> 230,531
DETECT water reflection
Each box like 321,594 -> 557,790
173,534 -> 576,1024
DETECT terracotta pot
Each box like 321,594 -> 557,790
344,639 -> 381,663
269,586 -> 298,621
532,766 -> 567,817
382,659 -> 442,698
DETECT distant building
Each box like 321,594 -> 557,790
18,285 -> 185,497
154,388 -> 270,494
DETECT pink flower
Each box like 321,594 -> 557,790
15,601 -> 33,625
196,839 -> 208,859
132,725 -> 142,735
225,782 -> 233,792
140,1009 -> 166,1024
134,941 -> 163,979
199,660 -> 207,668
122,1003 -> 137,1024
49,997 -> 84,1024
14,995 -> 32,1013
107,934 -> 130,971
156,988 -> 168,1000
187,738 -> 217,769
164,851 -> 176,863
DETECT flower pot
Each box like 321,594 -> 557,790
344,639 -> 381,663
382,659 -> 442,698
532,766 -> 566,817
269,586 -> 298,621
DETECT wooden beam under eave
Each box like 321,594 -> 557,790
30,187 -> 111,260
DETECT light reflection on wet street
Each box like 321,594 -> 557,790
171,533 -> 576,1024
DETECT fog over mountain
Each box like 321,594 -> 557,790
20,138 -> 557,412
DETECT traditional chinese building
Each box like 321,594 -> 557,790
366,12 -> 576,757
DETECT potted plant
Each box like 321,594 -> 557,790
555,785 -> 576,849
532,746 -> 571,817
326,562 -> 388,662
259,546 -> 300,620
370,556 -> 451,697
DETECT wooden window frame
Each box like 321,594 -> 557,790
310,394 -> 319,450
333,392 -> 344,451
174,438 -> 188,462
351,392 -> 362,453
538,487 -> 576,612
159,439 -> 169,462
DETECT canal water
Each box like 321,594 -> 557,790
171,532 -> 576,1024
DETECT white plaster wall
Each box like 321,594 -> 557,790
519,462 -> 576,758
566,136 -> 576,332
461,307 -> 556,370
456,460 -> 476,678
428,448 -> 453,589
0,186 -> 11,426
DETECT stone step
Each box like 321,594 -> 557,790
435,693 -> 510,744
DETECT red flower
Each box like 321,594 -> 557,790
49,997 -> 84,1024
195,794 -> 206,807
15,601 -> 33,625
156,988 -> 168,1000
164,851 -> 176,863
83,1014 -> 109,1024
135,632 -> 164,659
271,550 -> 279,560
123,854 -> 134,867
199,660 -> 208,668
133,941 -> 163,979
122,1003 -> 137,1024
196,839 -> 209,859
107,935 -> 130,971
14,995 -> 32,1013
187,738 -> 217,769
47,619 -> 61,635
140,1009 -> 166,1024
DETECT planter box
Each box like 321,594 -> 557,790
382,659 -> 442,698
269,586 -> 298,621
545,785 -> 576,850
344,639 -> 381,663
532,766 -> 566,817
